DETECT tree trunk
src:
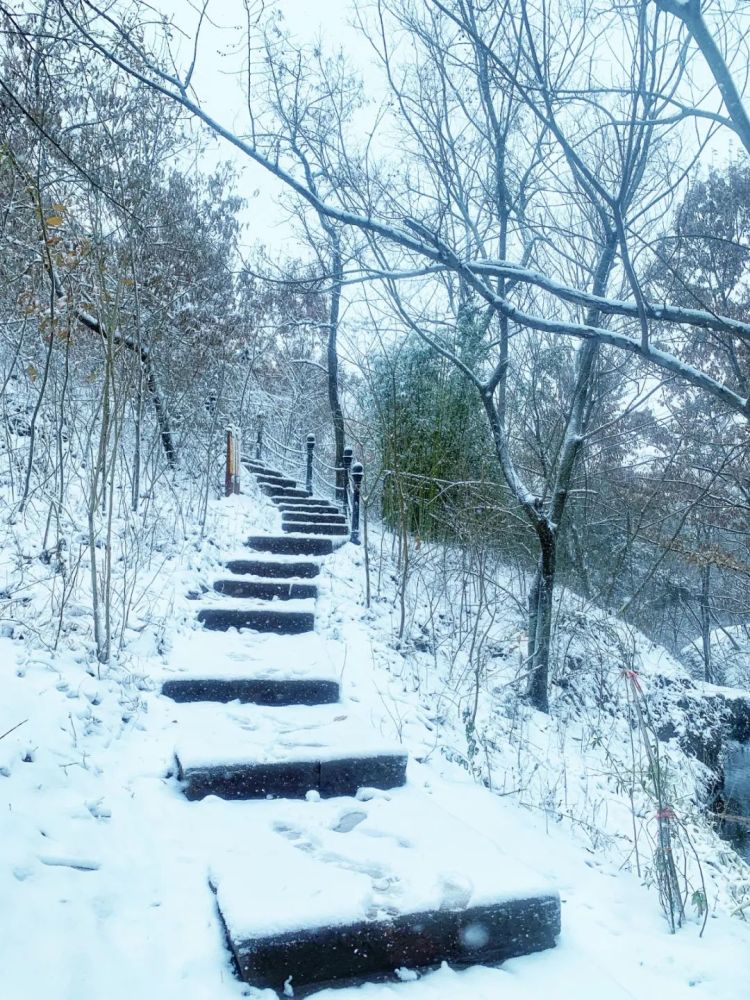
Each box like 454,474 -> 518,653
527,569 -> 540,667
528,527 -> 556,714
327,231 -> 346,499
700,561 -> 713,683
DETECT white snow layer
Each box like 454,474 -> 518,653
1,491 -> 750,999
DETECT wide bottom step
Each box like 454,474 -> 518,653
177,751 -> 407,801
162,676 -> 339,705
225,896 -> 560,993
210,790 -> 560,994
197,608 -> 314,633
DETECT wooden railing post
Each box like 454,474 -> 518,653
225,426 -> 240,496
225,428 -> 233,497
342,446 -> 353,513
350,461 -> 363,545
255,411 -> 265,461
306,433 -> 315,495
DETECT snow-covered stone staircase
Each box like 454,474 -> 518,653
161,458 -> 561,993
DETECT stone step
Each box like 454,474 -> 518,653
282,512 -> 346,525
244,461 -> 284,478
161,676 -> 339,705
213,579 -> 318,600
261,485 -> 310,499
225,559 -> 320,579
208,789 -> 560,994
225,898 -> 560,992
281,522 -> 349,536
247,536 -> 334,556
271,495 -> 332,508
255,474 -> 298,489
177,751 -> 407,801
276,503 -> 342,517
197,607 -> 315,634
174,702 -> 407,803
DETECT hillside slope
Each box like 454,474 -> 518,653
2,480 -> 750,999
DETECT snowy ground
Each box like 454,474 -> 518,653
3,485 -> 750,999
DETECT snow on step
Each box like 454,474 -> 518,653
207,789 -> 560,992
162,629 -> 338,686
173,702 -> 407,800
246,535 -> 334,556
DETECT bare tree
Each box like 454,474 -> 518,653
24,0 -> 750,706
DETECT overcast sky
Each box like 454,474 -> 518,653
153,0 -> 740,261
158,0 -> 374,257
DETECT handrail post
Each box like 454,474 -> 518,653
306,433 -> 315,495
225,428 -> 233,497
342,446 -> 353,514
234,429 -> 241,494
350,462 -> 363,545
225,426 -> 240,496
255,411 -> 265,461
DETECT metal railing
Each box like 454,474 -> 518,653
239,411 -> 364,545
